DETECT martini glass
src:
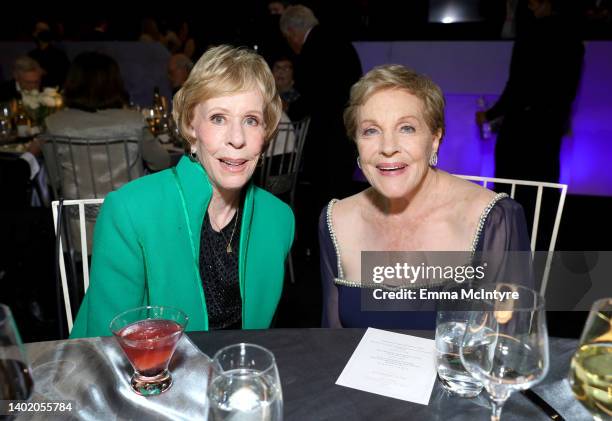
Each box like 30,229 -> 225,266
110,305 -> 188,396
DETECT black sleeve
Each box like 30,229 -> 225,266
476,198 -> 534,288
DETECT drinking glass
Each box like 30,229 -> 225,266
143,107 -> 160,135
436,308 -> 484,398
0,304 -> 34,415
568,297 -> 612,420
110,305 -> 188,396
0,104 -> 11,136
460,284 -> 549,421
208,343 -> 283,421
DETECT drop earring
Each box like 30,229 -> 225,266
429,151 -> 438,167
357,157 -> 362,169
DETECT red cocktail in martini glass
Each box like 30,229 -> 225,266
110,306 -> 188,396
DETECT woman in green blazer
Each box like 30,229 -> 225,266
71,45 -> 294,338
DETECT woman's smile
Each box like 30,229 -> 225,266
217,157 -> 249,173
376,162 -> 408,176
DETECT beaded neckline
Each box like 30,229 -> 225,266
327,192 -> 509,288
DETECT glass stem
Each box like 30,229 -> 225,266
490,401 -> 504,421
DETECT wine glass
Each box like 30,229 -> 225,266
110,305 -> 188,396
208,343 -> 283,421
459,284 -> 549,421
0,304 -> 34,413
568,297 -> 612,420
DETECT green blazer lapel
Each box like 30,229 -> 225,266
174,157 -> 212,259
239,181 -> 255,324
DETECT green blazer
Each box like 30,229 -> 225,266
70,156 -> 295,338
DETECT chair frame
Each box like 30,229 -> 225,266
260,117 -> 310,285
41,135 -> 142,199
52,198 -> 104,333
260,117 -> 311,209
455,174 -> 568,295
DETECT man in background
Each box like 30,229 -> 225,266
280,5 -> 362,198
280,4 -> 362,256
477,0 -> 584,183
0,56 -> 43,102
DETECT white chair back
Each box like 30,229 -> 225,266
454,175 -> 568,294
41,135 -> 143,200
52,198 -> 104,333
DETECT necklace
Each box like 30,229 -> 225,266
209,207 -> 240,253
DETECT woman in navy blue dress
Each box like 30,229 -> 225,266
319,65 -> 531,329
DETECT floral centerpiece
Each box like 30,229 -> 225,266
21,87 -> 63,129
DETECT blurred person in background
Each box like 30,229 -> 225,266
268,1 -> 288,15
271,56 -> 299,112
280,4 -> 362,257
0,56 -> 42,102
476,0 -> 584,184
168,53 -> 194,95
28,21 -> 70,89
43,51 -> 170,200
139,17 -> 162,43
87,17 -> 112,41
162,20 -> 197,59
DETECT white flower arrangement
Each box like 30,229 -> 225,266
21,87 -> 63,126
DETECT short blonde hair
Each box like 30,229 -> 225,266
173,45 -> 282,147
344,64 -> 445,142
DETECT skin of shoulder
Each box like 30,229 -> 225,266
332,171 -> 498,249
439,172 -> 497,214
332,191 -> 369,234
335,172 -> 496,223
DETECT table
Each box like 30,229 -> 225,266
0,134 -> 33,154
20,329 -> 592,420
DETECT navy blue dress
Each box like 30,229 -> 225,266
319,194 -> 531,329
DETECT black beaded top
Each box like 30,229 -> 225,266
199,208 -> 242,330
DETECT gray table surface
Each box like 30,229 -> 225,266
18,328 -> 593,421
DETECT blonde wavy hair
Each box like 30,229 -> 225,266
173,45 -> 282,148
344,64 -> 446,142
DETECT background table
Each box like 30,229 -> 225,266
21,328 -> 592,420
0,134 -> 33,154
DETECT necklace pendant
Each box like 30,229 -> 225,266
226,244 -> 232,254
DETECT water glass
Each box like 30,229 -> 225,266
460,283 -> 549,421
568,297 -> 612,420
435,309 -> 484,398
110,305 -> 188,396
208,343 -> 283,421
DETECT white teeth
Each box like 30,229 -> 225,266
221,160 -> 243,166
